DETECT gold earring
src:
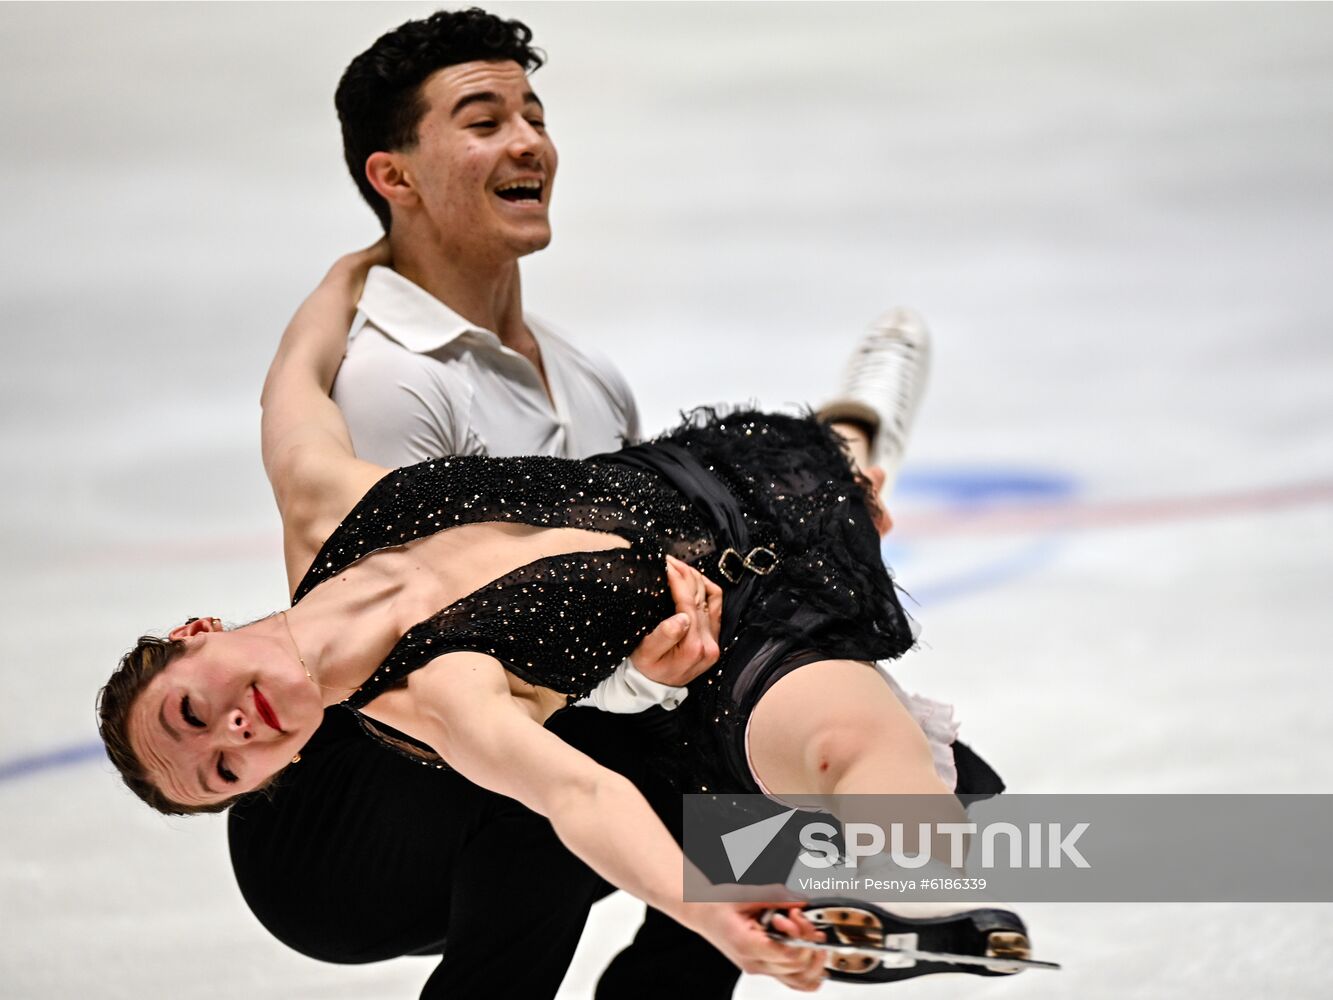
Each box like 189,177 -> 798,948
291,753 -> 302,764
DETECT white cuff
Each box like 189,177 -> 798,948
574,660 -> 689,713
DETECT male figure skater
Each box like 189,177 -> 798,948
227,9 -> 931,999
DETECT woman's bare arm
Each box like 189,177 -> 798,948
260,245 -> 391,590
376,651 -> 819,982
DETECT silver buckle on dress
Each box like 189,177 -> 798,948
718,546 -> 779,583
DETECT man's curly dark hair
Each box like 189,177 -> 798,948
335,7 -> 546,232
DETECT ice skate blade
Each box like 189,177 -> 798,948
767,934 -> 1063,974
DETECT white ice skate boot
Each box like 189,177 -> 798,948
820,308 -> 932,495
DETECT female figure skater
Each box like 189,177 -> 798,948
99,246 -> 1030,988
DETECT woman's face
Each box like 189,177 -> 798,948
128,619 -> 323,807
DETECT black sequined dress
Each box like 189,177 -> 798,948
292,409 -> 915,794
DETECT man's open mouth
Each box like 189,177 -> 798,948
495,178 -> 543,203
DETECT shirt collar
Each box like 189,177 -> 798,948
355,266 -> 497,354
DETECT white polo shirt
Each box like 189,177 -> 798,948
332,266 -> 639,467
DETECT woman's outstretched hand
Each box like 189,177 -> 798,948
629,555 -> 723,686
682,902 -> 827,991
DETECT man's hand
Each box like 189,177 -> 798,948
683,902 -> 826,992
630,555 -> 723,686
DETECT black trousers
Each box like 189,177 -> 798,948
228,705 -> 739,1000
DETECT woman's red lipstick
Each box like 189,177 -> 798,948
252,685 -> 284,733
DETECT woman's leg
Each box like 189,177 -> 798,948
820,307 -> 933,498
747,659 -> 949,800
746,658 -> 972,871
744,659 -> 1041,982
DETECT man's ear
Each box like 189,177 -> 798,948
167,617 -> 220,641
365,152 -> 418,211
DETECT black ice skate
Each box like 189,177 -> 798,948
764,900 -> 1061,982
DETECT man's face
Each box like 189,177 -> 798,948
400,60 -> 557,262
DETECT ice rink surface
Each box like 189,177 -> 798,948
2,2 -> 1331,997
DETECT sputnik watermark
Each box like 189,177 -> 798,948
685,794 -> 1333,902
799,821 -> 1091,869
719,809 -> 1088,879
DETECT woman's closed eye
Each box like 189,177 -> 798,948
217,756 -> 238,784
180,695 -> 205,729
